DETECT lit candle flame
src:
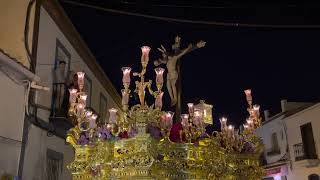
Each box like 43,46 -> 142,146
121,67 -> 131,85
80,94 -> 87,101
85,110 -> 93,117
69,88 -> 78,103
253,104 -> 260,111
77,72 -> 85,79
141,46 -> 151,54
244,89 -> 251,96
91,114 -> 98,120
221,117 -> 227,122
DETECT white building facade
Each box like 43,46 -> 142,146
21,1 -> 122,180
0,0 -> 121,179
0,51 -> 39,179
285,103 -> 320,180
0,1 -> 38,178
256,100 -> 315,180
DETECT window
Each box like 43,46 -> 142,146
267,132 -> 281,156
47,149 -> 63,180
309,174 -> 320,180
51,39 -> 71,117
271,133 -> 280,151
300,123 -> 317,159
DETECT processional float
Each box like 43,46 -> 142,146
66,43 -> 264,179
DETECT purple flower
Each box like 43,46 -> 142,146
128,126 -> 137,138
147,124 -> 161,139
78,134 -> 89,145
97,127 -> 112,140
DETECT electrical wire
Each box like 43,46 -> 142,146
61,0 -> 320,29
24,0 -> 36,71
120,1 -> 299,9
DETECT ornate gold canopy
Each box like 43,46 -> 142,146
65,45 -> 264,180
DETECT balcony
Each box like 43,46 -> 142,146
49,83 -> 99,137
294,143 -> 305,161
293,143 -> 320,167
49,83 -> 74,136
50,83 -> 69,118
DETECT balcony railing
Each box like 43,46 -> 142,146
50,83 -> 100,131
294,143 -> 305,161
50,83 -> 73,134
51,83 -> 69,119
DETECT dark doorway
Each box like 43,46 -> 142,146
300,123 -> 317,159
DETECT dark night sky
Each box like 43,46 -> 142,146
60,1 -> 320,128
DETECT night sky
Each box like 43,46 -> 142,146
60,1 -> 320,128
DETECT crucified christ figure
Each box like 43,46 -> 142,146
154,36 -> 206,106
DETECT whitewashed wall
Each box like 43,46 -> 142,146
255,115 -> 288,164
35,8 -> 119,121
22,7 -> 120,180
0,70 -> 26,176
285,103 -> 320,180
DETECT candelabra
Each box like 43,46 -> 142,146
214,89 -> 262,153
66,46 -> 265,180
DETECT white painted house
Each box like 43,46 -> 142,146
0,1 -> 38,179
0,0 -> 121,179
285,103 -> 320,180
256,100 -> 314,180
20,1 -> 122,180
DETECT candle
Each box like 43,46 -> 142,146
253,104 -> 260,116
89,114 -> 98,129
155,67 -> 165,85
193,109 -> 202,126
108,108 -> 118,124
77,72 -> 85,90
220,117 -> 227,131
181,114 -> 189,128
187,103 -> 194,115
121,89 -> 130,105
141,46 -> 151,64
244,89 -> 252,104
165,111 -> 174,128
228,125 -> 234,138
155,92 -> 164,109
246,118 -> 253,129
121,67 -> 131,86
253,104 -> 260,111
76,103 -> 85,116
79,94 -> 87,106
85,110 -> 93,118
244,89 -> 251,97
69,88 -> 78,103
106,123 -> 112,131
